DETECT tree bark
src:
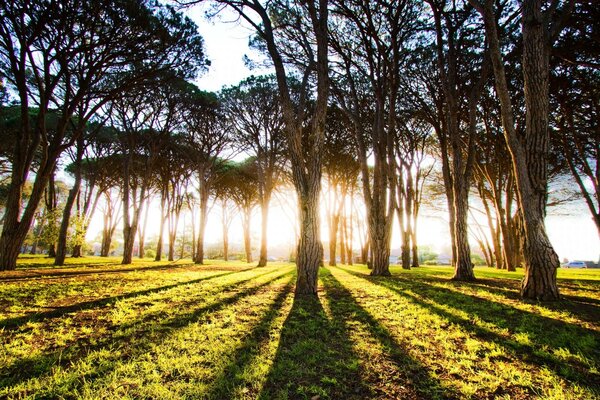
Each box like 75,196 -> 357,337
257,193 -> 271,267
55,137 -> 85,266
242,205 -> 252,263
472,0 -> 560,299
295,185 -> 323,294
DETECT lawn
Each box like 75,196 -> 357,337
1,257 -> 599,399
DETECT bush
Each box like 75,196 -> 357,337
144,249 -> 156,259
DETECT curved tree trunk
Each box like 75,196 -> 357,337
473,0 -> 560,299
55,137 -> 84,266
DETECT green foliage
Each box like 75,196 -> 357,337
37,208 -> 61,249
1,259 -> 599,399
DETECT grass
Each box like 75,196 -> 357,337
1,257 -> 599,399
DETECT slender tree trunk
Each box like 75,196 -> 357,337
257,192 -> 271,267
242,206 -> 252,263
155,190 -> 167,261
55,138 -> 84,266
328,214 -> 340,267
193,172 -> 210,265
137,199 -> 150,259
339,215 -> 346,265
222,209 -> 229,261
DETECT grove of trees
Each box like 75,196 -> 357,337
1,0 -> 597,301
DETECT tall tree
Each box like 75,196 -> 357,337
183,90 -> 230,264
0,0 -> 205,270
468,0 -> 574,300
330,0 -> 420,276
186,0 -> 330,294
222,75 -> 285,267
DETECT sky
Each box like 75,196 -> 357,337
87,4 -> 600,263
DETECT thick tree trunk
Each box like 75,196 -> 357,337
295,188 -> 323,295
474,0 -> 559,299
369,204 -> 392,276
452,184 -> 475,280
72,244 -> 82,258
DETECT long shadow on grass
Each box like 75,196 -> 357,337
258,285 -> 371,399
0,267 -> 259,330
465,278 -> 600,325
339,266 -> 600,395
1,268 -> 292,390
0,261 -> 201,282
205,276 -> 295,399
320,268 -> 454,400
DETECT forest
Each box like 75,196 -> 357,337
1,0 -> 599,399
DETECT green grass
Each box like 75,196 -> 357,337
1,257 -> 599,399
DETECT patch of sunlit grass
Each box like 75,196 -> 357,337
1,257 -> 599,399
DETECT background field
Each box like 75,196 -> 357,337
1,257 -> 599,399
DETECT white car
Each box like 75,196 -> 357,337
564,261 -> 587,268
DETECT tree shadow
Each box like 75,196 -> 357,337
0,268 -> 257,330
0,261 -> 243,282
204,276 -> 295,399
339,266 -> 600,395
1,268 -> 292,390
320,268 -> 455,399
258,287 -> 371,399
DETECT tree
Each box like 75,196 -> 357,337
0,0 -> 206,270
185,0 -> 329,295
182,90 -> 230,264
222,75 -> 286,267
468,0 -> 574,300
550,2 -> 600,239
330,0 -> 421,276
322,106 -> 359,266
225,160 -> 260,263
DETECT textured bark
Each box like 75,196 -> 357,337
295,188 -> 323,294
472,0 -> 560,299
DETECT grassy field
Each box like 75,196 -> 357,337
1,257 -> 599,399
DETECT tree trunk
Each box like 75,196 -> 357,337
257,193 -> 271,267
242,206 -> 252,263
155,190 -> 167,261
72,245 -> 82,258
328,213 -> 340,267
222,214 -> 229,261
137,200 -> 150,259
452,183 -> 475,280
55,138 -> 84,266
295,187 -> 323,295
475,0 -> 559,299
194,179 -> 209,265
